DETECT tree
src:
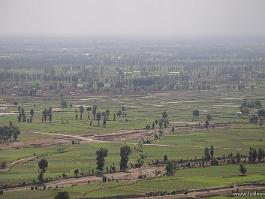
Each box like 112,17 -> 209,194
87,107 -> 92,119
38,159 -> 48,182
152,121 -> 155,129
162,111 -> 168,119
96,148 -> 108,173
158,118 -> 164,129
210,146 -> 214,159
119,145 -> 132,171
30,109 -> 34,122
106,109 -> 110,120
166,161 -> 176,176
204,147 -> 211,161
162,111 -> 168,128
193,110 -> 200,120
205,120 -> 209,128
248,148 -> 257,163
249,115 -> 259,124
252,149 -> 257,163
164,154 -> 168,162
258,149 -> 265,162
0,161 -> 6,169
239,164 -> 247,175
79,106 -> 84,120
92,105 -> 97,119
54,191 -> 70,199
236,152 -> 241,163
122,105 -> 126,112
96,112 -> 101,126
74,169 -> 79,177
206,114 -> 212,121
42,108 -> 48,122
257,109 -> 265,117
60,99 -> 67,108
47,107 -> 53,122
0,126 -> 20,143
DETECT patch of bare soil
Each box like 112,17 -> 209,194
90,129 -> 160,141
0,156 -> 37,172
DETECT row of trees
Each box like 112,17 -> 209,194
249,147 -> 265,163
42,107 -> 53,122
17,107 -> 35,123
147,112 -> 169,130
17,106 -> 53,123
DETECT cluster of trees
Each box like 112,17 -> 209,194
17,107 -> 35,123
42,107 -> 53,122
249,147 -> 265,163
147,112 -> 169,130
95,145 -> 132,174
0,126 -> 20,143
238,99 -> 265,126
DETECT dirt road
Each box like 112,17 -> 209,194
4,165 -> 164,193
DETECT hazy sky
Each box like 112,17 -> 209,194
1,0 -> 265,38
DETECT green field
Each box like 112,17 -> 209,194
2,163 -> 265,199
0,125 -> 264,185
1,88 -> 265,198
1,88 -> 264,137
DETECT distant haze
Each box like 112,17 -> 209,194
1,0 -> 265,38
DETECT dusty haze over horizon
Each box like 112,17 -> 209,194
0,0 -> 265,39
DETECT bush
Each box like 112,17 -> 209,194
239,164 -> 247,175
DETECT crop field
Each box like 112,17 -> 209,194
1,85 -> 265,198
1,85 -> 265,137
2,163 -> 265,199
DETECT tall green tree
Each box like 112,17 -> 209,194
30,109 -> 34,122
119,145 -> 132,171
204,147 -> 211,161
38,159 -> 48,182
106,109 -> 110,120
92,105 -> 97,119
96,148 -> 108,173
96,112 -> 101,126
193,109 -> 200,120
210,146 -> 214,159
79,106 -> 84,120
166,161 -> 176,176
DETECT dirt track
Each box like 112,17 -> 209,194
0,122 -> 238,149
0,156 -> 37,172
4,165 -> 164,193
